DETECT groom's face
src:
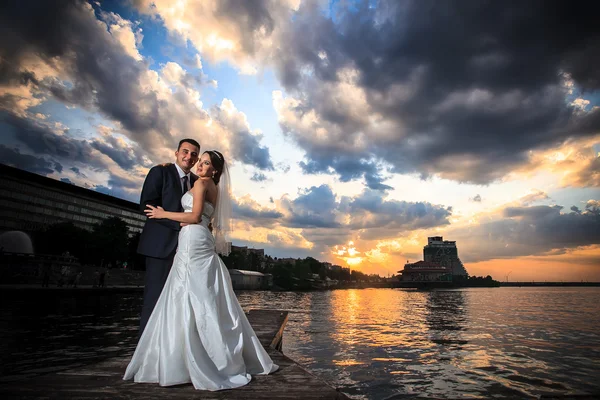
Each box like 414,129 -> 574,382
175,142 -> 200,173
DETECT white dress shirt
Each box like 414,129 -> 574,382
174,163 -> 191,193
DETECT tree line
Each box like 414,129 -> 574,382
33,217 -> 143,269
221,251 -> 382,290
34,217 -> 392,288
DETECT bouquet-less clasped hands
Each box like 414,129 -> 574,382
145,204 -> 209,229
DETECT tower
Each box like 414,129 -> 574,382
423,236 -> 468,276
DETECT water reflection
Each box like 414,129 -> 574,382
0,290 -> 141,381
456,288 -> 600,399
425,290 -> 468,343
1,287 -> 599,399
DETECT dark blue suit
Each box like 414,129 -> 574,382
137,163 -> 197,335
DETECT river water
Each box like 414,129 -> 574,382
1,287 -> 599,399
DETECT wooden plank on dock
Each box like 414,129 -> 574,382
0,309 -> 348,399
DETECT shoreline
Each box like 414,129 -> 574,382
1,282 -> 600,292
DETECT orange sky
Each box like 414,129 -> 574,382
0,1 -> 598,282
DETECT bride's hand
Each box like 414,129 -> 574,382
145,205 -> 165,219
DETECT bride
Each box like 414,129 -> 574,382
123,150 -> 279,390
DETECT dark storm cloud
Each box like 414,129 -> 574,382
215,0 -> 275,56
286,185 -> 341,228
275,0 -> 600,184
0,113 -> 99,165
0,0 -> 170,146
347,190 -> 452,240
505,204 -> 600,248
1,113 -> 145,200
452,202 -> 600,262
60,177 -> 73,184
90,134 -> 150,170
230,131 -> 274,171
233,200 -> 283,223
250,172 -> 268,182
208,102 -> 275,171
282,184 -> 451,237
299,155 -> 392,190
0,145 -> 55,175
223,183 -> 452,251
70,166 -> 86,177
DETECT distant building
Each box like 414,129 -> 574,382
231,245 -> 245,252
398,236 -> 469,282
249,248 -> 264,257
228,269 -> 272,290
326,264 -> 347,273
423,236 -> 468,276
275,257 -> 297,265
231,245 -> 265,258
398,261 -> 452,282
0,163 -> 145,236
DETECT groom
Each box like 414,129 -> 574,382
137,138 -> 200,335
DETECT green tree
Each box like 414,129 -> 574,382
127,232 -> 145,270
294,259 -> 313,279
221,248 -> 248,270
90,216 -> 129,267
34,221 -> 90,262
305,257 -> 322,274
350,270 -> 368,281
249,252 -> 260,271
318,265 -> 327,280
272,262 -> 295,289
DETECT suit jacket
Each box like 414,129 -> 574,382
137,164 -> 198,259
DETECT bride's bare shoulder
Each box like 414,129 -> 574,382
193,177 -> 213,190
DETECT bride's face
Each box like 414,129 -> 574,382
196,153 -> 215,177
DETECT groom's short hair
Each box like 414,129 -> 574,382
178,138 -> 200,150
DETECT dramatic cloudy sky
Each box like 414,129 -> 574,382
1,0 -> 599,280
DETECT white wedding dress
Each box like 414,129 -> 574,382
123,192 -> 278,390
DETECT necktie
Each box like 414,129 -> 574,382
182,176 -> 189,193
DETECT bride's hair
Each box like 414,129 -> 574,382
204,150 -> 225,184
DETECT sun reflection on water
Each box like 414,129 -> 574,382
2,287 -> 599,399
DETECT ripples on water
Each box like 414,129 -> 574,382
0,291 -> 140,380
1,287 -> 599,399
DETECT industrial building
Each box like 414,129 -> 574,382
0,163 -> 145,237
228,269 -> 273,290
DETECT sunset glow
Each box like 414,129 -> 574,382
0,0 -> 598,281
